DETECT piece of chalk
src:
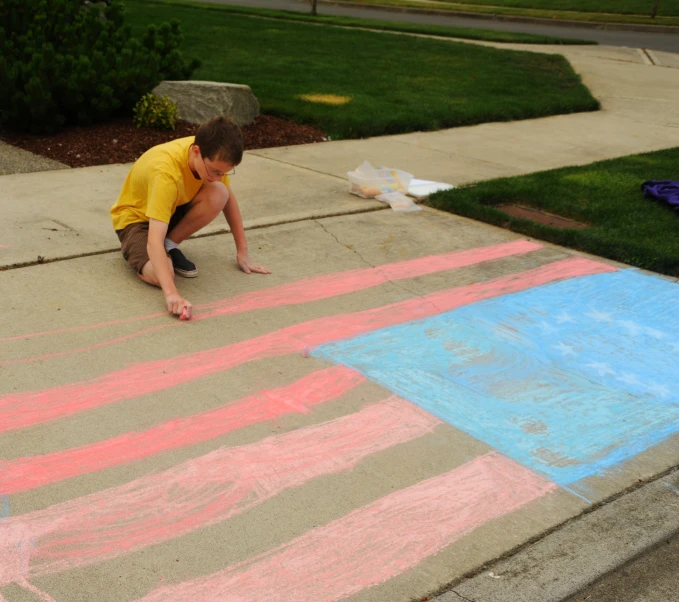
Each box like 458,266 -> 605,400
180,307 -> 189,321
301,345 -> 310,358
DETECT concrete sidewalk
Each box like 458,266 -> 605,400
1,38 -> 678,602
0,139 -> 67,176
251,44 -> 679,182
2,43 -> 678,270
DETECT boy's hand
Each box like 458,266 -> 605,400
237,252 -> 271,275
165,293 -> 193,319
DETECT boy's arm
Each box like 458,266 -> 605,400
222,187 -> 271,274
148,218 -> 192,317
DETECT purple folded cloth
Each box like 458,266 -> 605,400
641,180 -> 679,211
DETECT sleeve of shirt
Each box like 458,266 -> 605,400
146,173 -> 178,224
220,174 -> 231,188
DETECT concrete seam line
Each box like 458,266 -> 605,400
249,136 -> 469,171
314,217 -> 448,304
645,49 -> 661,66
245,151 -> 349,180
190,205 -> 388,242
0,206 -> 388,272
311,216 -> 447,301
0,248 -> 119,272
427,463 -> 679,602
638,48 -> 654,65
313,219 -> 375,269
448,591 -> 475,602
401,140 -> 524,166
386,137 -> 478,157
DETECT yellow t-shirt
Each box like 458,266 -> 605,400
110,137 -> 230,231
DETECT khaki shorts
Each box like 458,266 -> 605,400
116,203 -> 192,273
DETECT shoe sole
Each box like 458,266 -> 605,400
174,268 -> 198,278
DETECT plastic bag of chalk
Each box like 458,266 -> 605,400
375,191 -> 422,212
347,161 -> 413,198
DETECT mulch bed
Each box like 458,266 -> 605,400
0,114 -> 328,168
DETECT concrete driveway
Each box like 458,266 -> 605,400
1,39 -> 678,602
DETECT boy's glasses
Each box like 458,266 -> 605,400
201,155 -> 236,178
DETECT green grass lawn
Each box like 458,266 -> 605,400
127,1 -> 599,139
428,148 -> 679,276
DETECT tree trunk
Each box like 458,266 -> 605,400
651,0 -> 660,18
311,0 -> 318,16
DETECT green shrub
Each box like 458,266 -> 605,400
133,93 -> 179,130
0,0 -> 200,133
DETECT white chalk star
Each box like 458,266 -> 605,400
644,327 -> 666,340
616,372 -> 641,386
556,313 -> 575,324
648,382 -> 671,399
539,321 -> 556,334
554,342 -> 577,357
586,310 -> 613,323
619,320 -> 643,336
586,361 -> 615,377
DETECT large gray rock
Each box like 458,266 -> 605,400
152,81 -> 259,126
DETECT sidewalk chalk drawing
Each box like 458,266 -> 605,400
1,500 -> 57,602
0,240 -> 543,366
315,269 -> 679,497
0,366 -> 365,495
1,240 -> 677,602
133,454 -> 555,602
0,257 -> 610,433
1,398 -> 440,580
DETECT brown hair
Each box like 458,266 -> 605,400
194,117 -> 244,165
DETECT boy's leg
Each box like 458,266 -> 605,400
167,182 -> 229,245
139,256 -> 175,287
116,222 -> 174,287
164,182 -> 229,278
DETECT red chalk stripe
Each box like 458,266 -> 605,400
0,366 -> 364,495
134,452 -> 557,602
2,398 -> 440,579
0,257 -> 616,433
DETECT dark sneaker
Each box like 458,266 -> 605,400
168,248 -> 198,278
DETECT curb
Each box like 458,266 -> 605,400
430,466 -> 679,602
315,0 -> 679,34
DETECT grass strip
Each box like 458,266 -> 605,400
428,148 -> 679,277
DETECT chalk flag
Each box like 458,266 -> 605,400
1,244 -> 634,602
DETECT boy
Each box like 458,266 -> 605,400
110,116 -> 270,320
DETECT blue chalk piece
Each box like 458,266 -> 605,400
0,495 -> 9,519
314,270 -> 679,487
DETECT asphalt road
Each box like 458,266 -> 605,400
188,0 -> 679,53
